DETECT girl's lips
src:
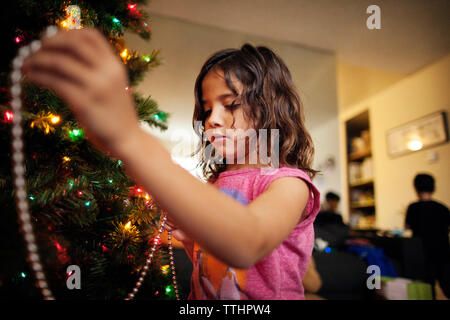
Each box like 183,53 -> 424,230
211,135 -> 228,143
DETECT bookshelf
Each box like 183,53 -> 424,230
345,110 -> 376,230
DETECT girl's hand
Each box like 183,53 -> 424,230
22,28 -> 141,158
164,214 -> 191,243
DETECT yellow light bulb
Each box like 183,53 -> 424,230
51,115 -> 61,124
161,265 -> 170,274
124,221 -> 132,230
121,49 -> 128,58
63,156 -> 71,162
61,20 -> 68,28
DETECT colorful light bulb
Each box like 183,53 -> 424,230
51,115 -> 61,124
4,111 -> 13,122
69,128 -> 84,141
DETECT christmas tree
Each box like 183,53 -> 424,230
0,0 -> 176,299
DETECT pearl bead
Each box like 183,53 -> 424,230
18,202 -> 29,213
30,40 -> 41,53
13,152 -> 24,164
10,70 -> 21,83
25,234 -> 36,244
12,113 -> 22,124
27,243 -> 37,252
11,125 -> 23,137
18,46 -> 31,58
11,98 -> 21,109
16,188 -> 26,200
45,26 -> 58,38
22,222 -> 32,233
12,56 -> 24,69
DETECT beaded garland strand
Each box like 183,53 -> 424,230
10,26 -> 180,300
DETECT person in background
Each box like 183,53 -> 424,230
315,192 -> 344,226
313,192 -> 349,250
405,173 -> 450,299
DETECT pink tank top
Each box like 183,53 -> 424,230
188,166 -> 321,300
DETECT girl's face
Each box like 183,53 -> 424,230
202,68 -> 255,164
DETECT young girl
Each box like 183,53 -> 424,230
22,29 -> 321,300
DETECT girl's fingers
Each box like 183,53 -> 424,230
39,29 -> 107,68
171,230 -> 189,242
23,51 -> 92,88
164,221 -> 176,232
24,69 -> 89,115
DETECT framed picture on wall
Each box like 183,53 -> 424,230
386,111 -> 449,157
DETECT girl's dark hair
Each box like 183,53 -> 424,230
191,43 -> 317,183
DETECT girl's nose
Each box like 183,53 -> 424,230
207,106 -> 226,128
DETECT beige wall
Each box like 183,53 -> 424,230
337,61 -> 407,113
338,54 -> 450,229
125,14 -> 342,202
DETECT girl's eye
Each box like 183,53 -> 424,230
203,103 -> 240,119
226,103 -> 241,109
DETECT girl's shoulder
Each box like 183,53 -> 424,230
255,166 -> 321,223
254,166 -> 314,192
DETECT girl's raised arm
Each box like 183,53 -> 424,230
22,29 -> 309,268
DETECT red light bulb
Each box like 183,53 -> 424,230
4,111 -> 13,122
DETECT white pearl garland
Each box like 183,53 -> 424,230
10,26 -> 179,300
10,25 -> 58,301
125,212 -> 180,300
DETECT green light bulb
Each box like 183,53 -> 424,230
69,128 -> 84,142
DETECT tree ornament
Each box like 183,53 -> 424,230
60,5 -> 82,30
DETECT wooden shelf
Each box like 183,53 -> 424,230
349,149 -> 371,161
350,179 -> 374,188
345,110 -> 376,228
350,201 -> 375,209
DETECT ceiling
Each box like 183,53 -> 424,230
146,0 -> 450,74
